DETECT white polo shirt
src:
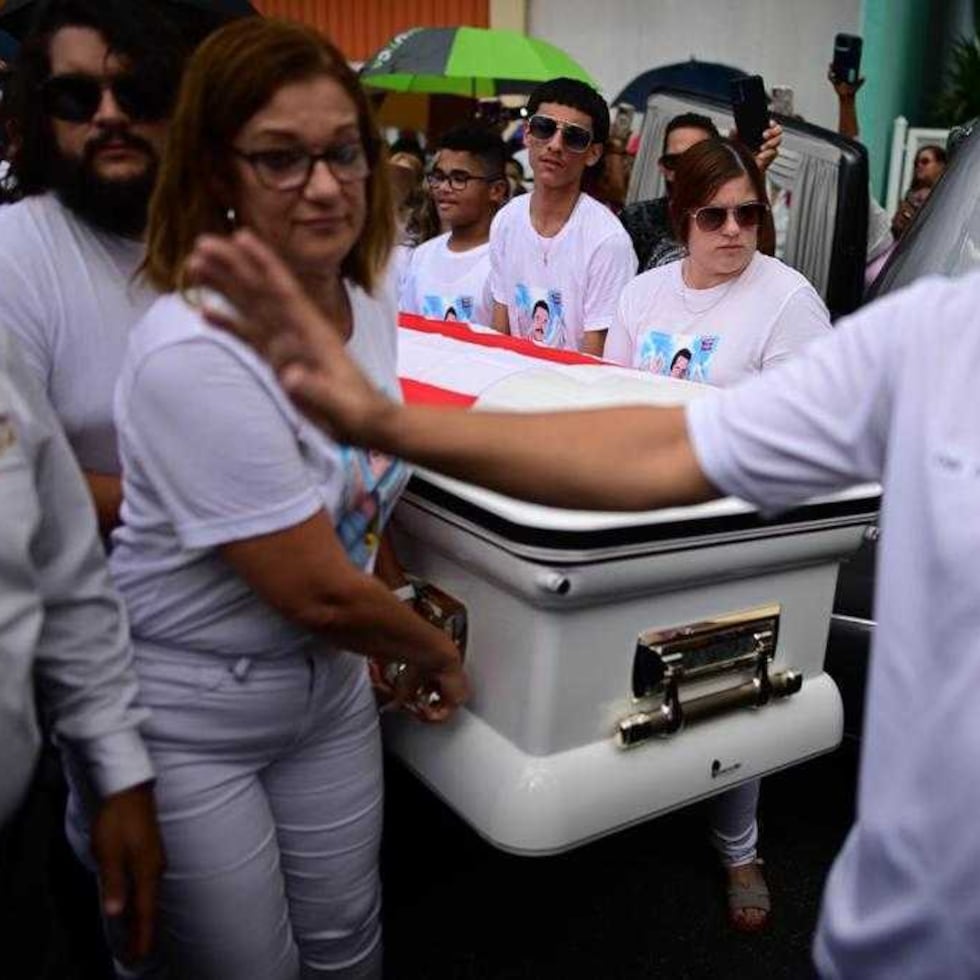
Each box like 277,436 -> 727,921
686,271 -> 980,979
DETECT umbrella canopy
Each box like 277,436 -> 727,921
614,59 -> 748,109
0,0 -> 256,40
361,26 -> 597,98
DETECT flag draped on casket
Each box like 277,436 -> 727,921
397,313 -> 604,408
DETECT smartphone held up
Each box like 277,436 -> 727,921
731,74 -> 768,152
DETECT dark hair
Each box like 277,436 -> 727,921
144,18 -> 394,294
916,144 -> 947,165
668,137 -> 775,255
526,77 -> 610,146
532,299 -> 550,316
0,0 -> 190,199
670,348 -> 692,368
662,112 -> 719,155
436,123 -> 507,178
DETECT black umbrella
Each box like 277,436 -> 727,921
0,0 -> 257,41
615,59 -> 748,109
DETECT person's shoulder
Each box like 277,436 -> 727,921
576,194 -> 635,245
0,193 -> 65,250
620,260 -> 673,302
749,253 -> 819,295
491,193 -> 529,230
410,231 -> 451,264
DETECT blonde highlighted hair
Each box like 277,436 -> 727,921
144,17 -> 394,294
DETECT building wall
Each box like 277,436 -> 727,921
252,0 -> 489,62
527,0 -> 861,130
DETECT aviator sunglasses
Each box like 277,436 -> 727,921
40,72 -> 172,123
526,113 -> 593,153
689,201 -> 769,233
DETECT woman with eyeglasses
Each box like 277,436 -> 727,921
605,138 -> 830,389
605,137 -> 830,933
84,18 -> 468,979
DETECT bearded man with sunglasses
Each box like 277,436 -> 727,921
399,123 -> 509,326
0,0 -> 196,535
488,77 -> 637,355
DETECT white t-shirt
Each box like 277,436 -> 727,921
0,193 -> 156,472
604,253 -> 831,387
109,285 -> 408,659
686,272 -> 980,979
489,192 -> 637,351
399,232 -> 492,326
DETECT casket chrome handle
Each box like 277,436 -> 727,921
616,650 -> 802,749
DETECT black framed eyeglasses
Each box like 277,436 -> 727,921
689,201 -> 769,233
232,143 -> 371,190
39,72 -> 172,123
425,168 -> 504,191
526,113 -> 593,153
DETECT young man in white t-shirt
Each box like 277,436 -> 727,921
399,125 -> 508,326
489,77 -> 637,355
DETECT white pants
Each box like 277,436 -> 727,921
70,645 -> 384,980
710,779 -> 760,868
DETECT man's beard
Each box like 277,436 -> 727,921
50,128 -> 159,239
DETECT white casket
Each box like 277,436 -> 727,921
390,319 -> 879,855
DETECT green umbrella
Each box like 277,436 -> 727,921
360,26 -> 597,98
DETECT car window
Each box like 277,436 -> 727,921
871,128 -> 980,298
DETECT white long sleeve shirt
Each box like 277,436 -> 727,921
0,327 -> 152,822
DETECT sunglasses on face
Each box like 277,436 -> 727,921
526,113 -> 593,153
425,168 -> 503,191
659,152 -> 681,171
689,201 -> 769,233
40,72 -> 171,123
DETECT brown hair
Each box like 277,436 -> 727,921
144,17 -> 394,293
668,137 -> 775,256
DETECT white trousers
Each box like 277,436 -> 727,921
71,645 -> 384,980
710,779 -> 760,868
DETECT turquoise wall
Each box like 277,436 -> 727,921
858,0 -> 942,201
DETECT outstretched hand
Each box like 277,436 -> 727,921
185,230 -> 394,446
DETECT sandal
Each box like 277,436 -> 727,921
726,860 -> 771,934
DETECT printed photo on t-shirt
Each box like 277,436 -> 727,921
422,293 -> 476,322
513,284 -> 567,348
337,447 -> 407,569
637,330 -> 720,383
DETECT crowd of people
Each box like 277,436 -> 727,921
0,1 -> 973,979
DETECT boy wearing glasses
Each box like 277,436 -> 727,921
399,124 -> 508,326
489,77 -> 637,355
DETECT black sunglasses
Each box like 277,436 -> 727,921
690,202 -> 769,233
659,152 -> 682,171
40,72 -> 172,123
526,113 -> 593,153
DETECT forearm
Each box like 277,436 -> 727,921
837,97 -> 858,139
373,529 -> 409,590
84,471 -> 123,536
367,402 -> 717,511
580,330 -> 607,357
490,301 -> 510,335
305,568 -> 459,672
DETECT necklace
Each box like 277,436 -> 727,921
679,259 -> 739,316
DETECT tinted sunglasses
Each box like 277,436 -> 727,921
659,152 -> 681,170
690,201 -> 769,233
40,72 -> 172,123
526,113 -> 593,153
